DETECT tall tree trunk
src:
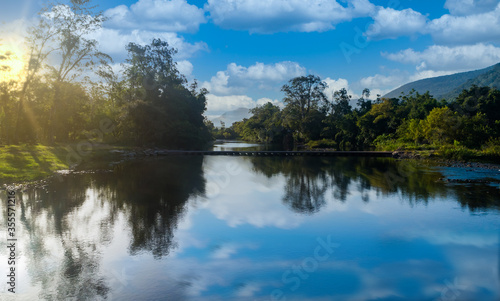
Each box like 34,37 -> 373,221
48,82 -> 60,144
13,81 -> 30,144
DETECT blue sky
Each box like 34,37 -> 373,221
2,0 -> 500,117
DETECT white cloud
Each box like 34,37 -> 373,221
408,70 -> 458,82
205,94 -> 256,112
444,0 -> 499,16
92,28 -> 208,61
229,61 -> 305,82
205,95 -> 284,116
358,73 -> 407,97
256,98 -> 284,108
205,0 -> 376,33
405,229 -> 499,248
366,7 -> 428,40
202,61 -> 306,96
104,0 -> 207,33
203,71 -> 236,95
363,2 -> 500,44
427,3 -> 500,44
176,60 -> 194,79
382,43 -> 500,72
359,74 -> 406,90
323,77 -> 359,100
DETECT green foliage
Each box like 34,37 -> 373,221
117,39 -> 211,148
0,1 -> 212,151
420,107 -> 460,144
306,139 -> 337,149
209,119 -> 239,140
2,1 -> 499,163
397,119 -> 425,143
281,75 -> 328,141
0,144 -> 69,182
435,144 -> 500,162
437,145 -> 478,161
232,78 -> 500,158
357,98 -> 401,146
230,103 -> 286,143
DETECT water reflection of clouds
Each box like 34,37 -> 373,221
158,245 -> 498,300
4,153 -> 499,300
201,156 -> 306,229
200,156 -> 368,230
403,229 -> 498,247
167,183 -> 499,300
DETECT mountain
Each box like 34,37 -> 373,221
210,107 -> 252,128
384,63 -> 500,100
441,63 -> 500,99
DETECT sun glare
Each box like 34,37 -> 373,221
0,43 -> 26,82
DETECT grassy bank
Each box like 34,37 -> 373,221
3,141 -> 499,184
0,144 -> 132,183
0,144 -> 70,183
304,138 -> 500,163
374,140 -> 500,162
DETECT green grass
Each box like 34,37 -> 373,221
375,139 -> 500,163
0,143 -> 134,183
0,144 -> 70,183
306,139 -> 338,149
436,144 -> 500,162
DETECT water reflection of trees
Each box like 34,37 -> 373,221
249,156 -> 499,213
91,157 -> 205,258
15,175 -> 111,300
1,156 -> 204,300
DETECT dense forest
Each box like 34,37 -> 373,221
212,74 -> 500,155
1,0 -> 499,157
0,0 -> 211,149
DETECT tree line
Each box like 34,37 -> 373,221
213,74 -> 500,151
0,0 -> 211,149
2,0 -> 499,152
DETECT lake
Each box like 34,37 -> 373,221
1,142 -> 499,300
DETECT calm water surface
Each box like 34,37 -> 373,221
1,142 -> 499,301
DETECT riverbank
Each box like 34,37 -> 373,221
0,145 -> 69,183
375,141 -> 500,162
0,144 -> 133,184
2,142 -> 499,186
308,143 -> 500,163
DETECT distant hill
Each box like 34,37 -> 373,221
211,107 -> 252,128
441,63 -> 500,99
384,63 -> 500,100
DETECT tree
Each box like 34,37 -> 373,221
247,102 -> 284,143
398,90 -> 441,120
281,75 -> 327,141
452,85 -> 500,136
23,0 -> 111,142
356,88 -> 372,116
420,107 -> 460,144
331,88 -> 352,117
119,39 -> 211,148
321,88 -> 358,149
357,98 -> 400,145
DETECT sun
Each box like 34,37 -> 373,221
0,43 -> 26,82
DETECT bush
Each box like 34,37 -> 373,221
437,144 -> 500,162
437,145 -> 477,161
307,139 -> 337,149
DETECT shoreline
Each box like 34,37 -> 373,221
1,144 -> 499,187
